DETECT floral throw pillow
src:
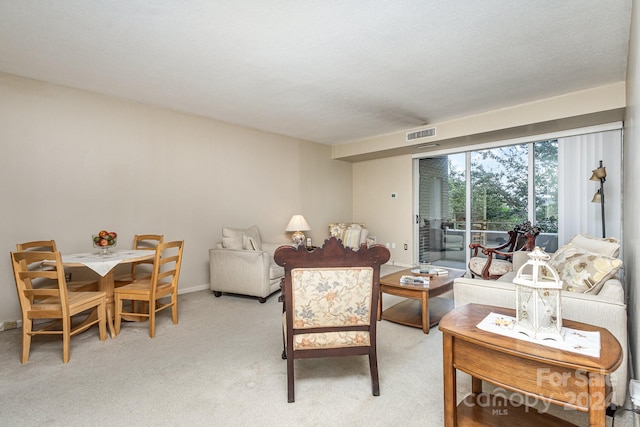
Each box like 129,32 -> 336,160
548,244 -> 622,294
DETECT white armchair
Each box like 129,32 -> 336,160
209,226 -> 286,303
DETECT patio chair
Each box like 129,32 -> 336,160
468,221 -> 541,280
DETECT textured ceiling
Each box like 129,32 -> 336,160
0,1 -> 632,145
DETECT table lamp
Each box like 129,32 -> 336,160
286,215 -> 311,246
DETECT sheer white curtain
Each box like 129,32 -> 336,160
557,129 -> 622,245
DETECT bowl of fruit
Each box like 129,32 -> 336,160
93,230 -> 117,255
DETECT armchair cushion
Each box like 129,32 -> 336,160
469,257 -> 512,278
548,243 -> 623,294
222,225 -> 262,250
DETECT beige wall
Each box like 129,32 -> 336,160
334,83 -> 625,162
0,72 -> 352,324
624,0 -> 640,381
353,155 -> 414,266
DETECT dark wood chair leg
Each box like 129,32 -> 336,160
287,357 -> 295,402
369,351 -> 380,396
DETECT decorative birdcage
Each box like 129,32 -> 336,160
513,247 -> 564,341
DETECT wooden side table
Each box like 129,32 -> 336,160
439,304 -> 623,426
378,267 -> 465,333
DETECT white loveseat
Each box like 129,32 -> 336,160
453,237 -> 628,407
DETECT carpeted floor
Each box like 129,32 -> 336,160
0,286 -> 634,426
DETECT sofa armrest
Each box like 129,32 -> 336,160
511,251 -> 530,271
262,242 -> 292,257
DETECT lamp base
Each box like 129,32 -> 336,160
291,231 -> 305,246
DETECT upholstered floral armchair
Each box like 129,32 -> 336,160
274,237 -> 390,402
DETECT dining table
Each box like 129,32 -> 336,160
52,249 -> 155,338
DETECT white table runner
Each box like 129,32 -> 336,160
476,312 -> 601,358
60,249 -> 155,276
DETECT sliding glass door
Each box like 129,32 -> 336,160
417,140 -> 559,269
470,144 -> 529,250
416,153 -> 466,268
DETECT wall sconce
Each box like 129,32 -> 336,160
590,160 -> 606,238
285,215 -> 311,246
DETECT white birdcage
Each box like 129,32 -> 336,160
513,247 -> 564,341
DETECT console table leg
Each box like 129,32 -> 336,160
471,376 -> 482,394
588,373 -> 607,427
443,334 -> 456,426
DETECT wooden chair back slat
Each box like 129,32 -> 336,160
10,250 -> 106,363
114,240 -> 183,338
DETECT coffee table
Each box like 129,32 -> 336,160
377,267 -> 465,333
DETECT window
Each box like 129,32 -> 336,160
418,143 -> 558,268
416,126 -> 621,269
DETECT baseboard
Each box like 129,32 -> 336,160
0,319 -> 22,332
178,283 -> 209,294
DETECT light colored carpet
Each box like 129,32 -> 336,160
0,286 -> 634,426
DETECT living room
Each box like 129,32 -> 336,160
1,2 -> 640,425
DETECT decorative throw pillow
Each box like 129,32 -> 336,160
222,225 -> 262,250
360,228 -> 370,245
328,223 -> 348,241
568,234 -> 620,257
242,234 -> 259,251
548,244 -> 622,294
469,257 -> 513,278
343,226 -> 362,249
328,223 -> 369,245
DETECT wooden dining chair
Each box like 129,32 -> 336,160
114,234 -> 164,287
10,250 -> 107,363
114,240 -> 184,338
16,240 -> 98,292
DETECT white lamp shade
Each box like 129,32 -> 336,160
285,215 -> 311,232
